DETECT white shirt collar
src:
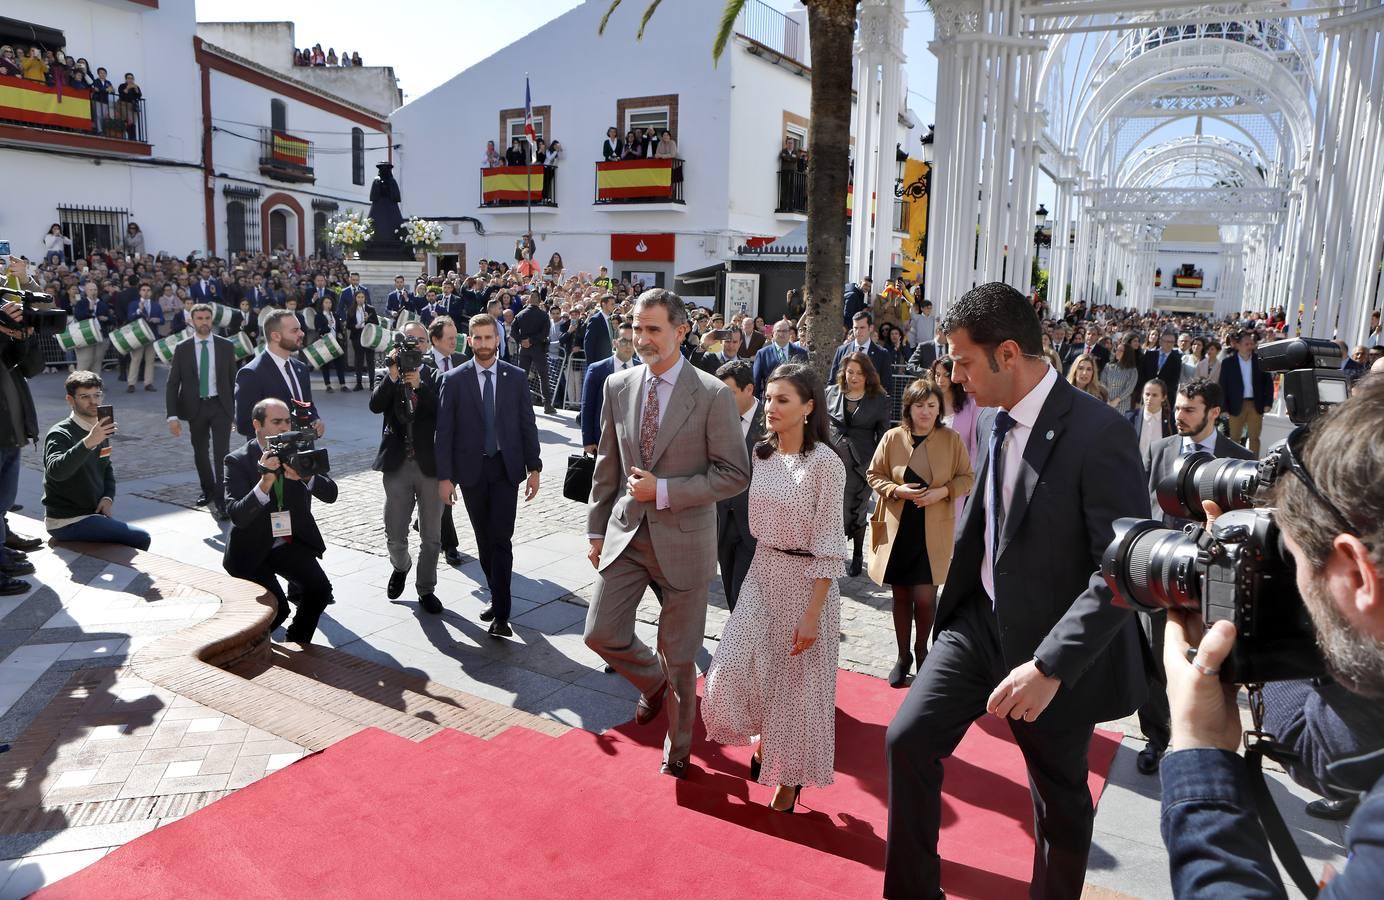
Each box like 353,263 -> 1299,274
1182,434 -> 1214,453
1004,365 -> 1059,431
742,398 -> 759,426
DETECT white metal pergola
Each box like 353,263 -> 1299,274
912,0 -> 1384,342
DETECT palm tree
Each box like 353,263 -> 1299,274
601,0 -> 859,383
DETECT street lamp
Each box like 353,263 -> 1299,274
1034,203 -> 1051,248
919,123 -> 934,166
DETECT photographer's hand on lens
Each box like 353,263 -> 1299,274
258,453 -> 280,492
282,463 -> 303,482
1165,613 -> 1243,752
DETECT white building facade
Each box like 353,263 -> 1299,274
389,0 -> 915,315
0,4 -> 396,263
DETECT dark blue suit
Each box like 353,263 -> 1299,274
386,289 -> 414,321
580,356 -> 643,447
1218,352 -> 1274,417
583,311 -> 613,363
751,341 -> 808,396
190,279 -> 223,303
125,298 -> 165,331
233,350 -> 316,438
434,358 -> 542,622
829,340 -> 893,387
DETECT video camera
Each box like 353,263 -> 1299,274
263,400 -> 330,478
0,286 -> 68,338
1098,337 -> 1350,684
390,334 -> 425,373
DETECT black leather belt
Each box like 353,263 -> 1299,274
766,546 -> 813,558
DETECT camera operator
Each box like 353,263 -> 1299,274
0,294 -> 43,595
1161,375 -> 1384,896
370,321 -> 444,614
223,398 -> 337,643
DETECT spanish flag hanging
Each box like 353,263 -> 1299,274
271,131 -> 310,166
596,159 -> 674,201
0,74 -> 91,131
481,165 -> 546,202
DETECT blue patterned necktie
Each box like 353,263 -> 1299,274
987,410 -> 1017,590
482,369 -> 497,456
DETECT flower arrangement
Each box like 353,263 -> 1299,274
399,217 -> 444,252
327,210 -> 374,255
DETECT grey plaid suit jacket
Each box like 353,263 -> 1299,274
586,362 -> 751,591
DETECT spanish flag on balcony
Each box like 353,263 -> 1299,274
596,159 -> 674,201
481,165 -> 546,202
0,74 -> 91,131
272,131 -> 310,166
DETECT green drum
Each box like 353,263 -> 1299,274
395,308 -> 420,328
152,330 -> 192,365
302,333 -> 343,369
230,331 -> 256,360
211,303 -> 238,329
359,323 -> 394,353
56,318 -> 103,351
108,318 -> 156,356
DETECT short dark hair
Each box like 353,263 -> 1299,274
940,281 -> 1042,356
852,310 -> 873,325
716,358 -> 753,391
428,315 -> 456,341
1177,377 -> 1224,412
65,370 -> 102,397
189,303 -> 213,317
634,288 -> 688,327
899,378 -> 948,429
469,312 -> 497,334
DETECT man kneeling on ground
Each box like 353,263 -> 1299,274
43,370 -> 151,550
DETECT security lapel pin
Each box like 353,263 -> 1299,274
1045,430 -> 1055,440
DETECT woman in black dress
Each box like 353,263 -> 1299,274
866,379 -> 974,686
824,351 -> 891,577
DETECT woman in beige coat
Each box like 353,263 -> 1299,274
866,379 -> 975,687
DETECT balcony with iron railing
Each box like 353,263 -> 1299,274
259,127 -> 315,183
776,164 -> 808,215
593,159 -> 685,206
0,74 -> 147,150
737,0 -> 806,65
479,165 -> 558,208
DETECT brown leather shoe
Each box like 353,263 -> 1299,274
634,681 -> 668,726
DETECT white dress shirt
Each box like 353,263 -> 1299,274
1238,355 -> 1254,400
1139,408 -> 1163,458
196,337 -> 218,398
739,398 -> 759,439
431,348 -> 454,372
269,349 -> 303,401
473,354 -> 499,390
982,365 -> 1058,604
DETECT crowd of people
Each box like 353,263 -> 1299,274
293,45 -> 363,67
0,44 -> 143,139
6,237 -> 1384,897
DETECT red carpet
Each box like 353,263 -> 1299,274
40,670 -> 1120,899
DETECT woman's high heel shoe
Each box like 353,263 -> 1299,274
771,785 -> 802,814
749,749 -> 762,781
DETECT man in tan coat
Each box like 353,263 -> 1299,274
584,289 -> 751,778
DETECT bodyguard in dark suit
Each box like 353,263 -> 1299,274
843,278 -> 871,329
751,319 -> 809,396
166,303 -> 236,516
1139,331 -> 1184,396
829,311 -> 893,384
223,398 -> 338,643
512,290 -> 556,414
885,283 -> 1148,900
583,296 -> 616,364
713,360 -> 762,611
234,311 -> 319,439
1133,378 -> 1254,776
371,320 -> 445,614
580,323 -> 639,452
422,316 -> 468,566
907,329 -> 949,373
435,314 -> 543,636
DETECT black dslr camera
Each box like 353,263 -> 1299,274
263,401 -> 330,478
0,286 -> 69,338
391,334 -> 425,373
1099,336 -> 1352,684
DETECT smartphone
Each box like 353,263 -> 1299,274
96,404 -> 114,425
710,328 -> 732,341
0,238 -> 10,270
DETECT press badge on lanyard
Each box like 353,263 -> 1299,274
270,478 -> 292,538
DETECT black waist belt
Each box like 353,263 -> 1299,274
766,546 -> 813,558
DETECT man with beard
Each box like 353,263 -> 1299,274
1161,374 -> 1384,896
233,311 -> 324,439
435,314 -> 542,638
167,303 -> 237,517
1133,378 -> 1254,777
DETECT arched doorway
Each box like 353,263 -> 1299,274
268,208 -> 297,255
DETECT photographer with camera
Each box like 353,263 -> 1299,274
370,321 -> 444,614
223,398 -> 338,643
1147,375 -> 1384,895
0,291 -> 44,594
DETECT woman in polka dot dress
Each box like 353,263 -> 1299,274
702,363 -> 848,813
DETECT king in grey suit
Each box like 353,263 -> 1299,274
584,290 -> 751,777
885,284 -> 1149,899
166,305 -> 236,517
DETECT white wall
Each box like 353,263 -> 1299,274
390,0 -> 734,275
727,48 -> 812,238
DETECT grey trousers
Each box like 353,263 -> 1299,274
383,458 -> 442,595
584,520 -> 708,764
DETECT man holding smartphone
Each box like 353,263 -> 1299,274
42,371 -> 151,549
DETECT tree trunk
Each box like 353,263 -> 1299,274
801,0 -> 858,387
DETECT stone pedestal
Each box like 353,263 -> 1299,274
349,258 -> 426,296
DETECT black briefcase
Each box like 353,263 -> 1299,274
563,453 -> 595,503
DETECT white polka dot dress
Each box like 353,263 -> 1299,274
702,443 -> 848,788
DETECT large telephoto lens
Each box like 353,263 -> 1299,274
1156,452 -> 1263,522
1101,518 -> 1203,612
